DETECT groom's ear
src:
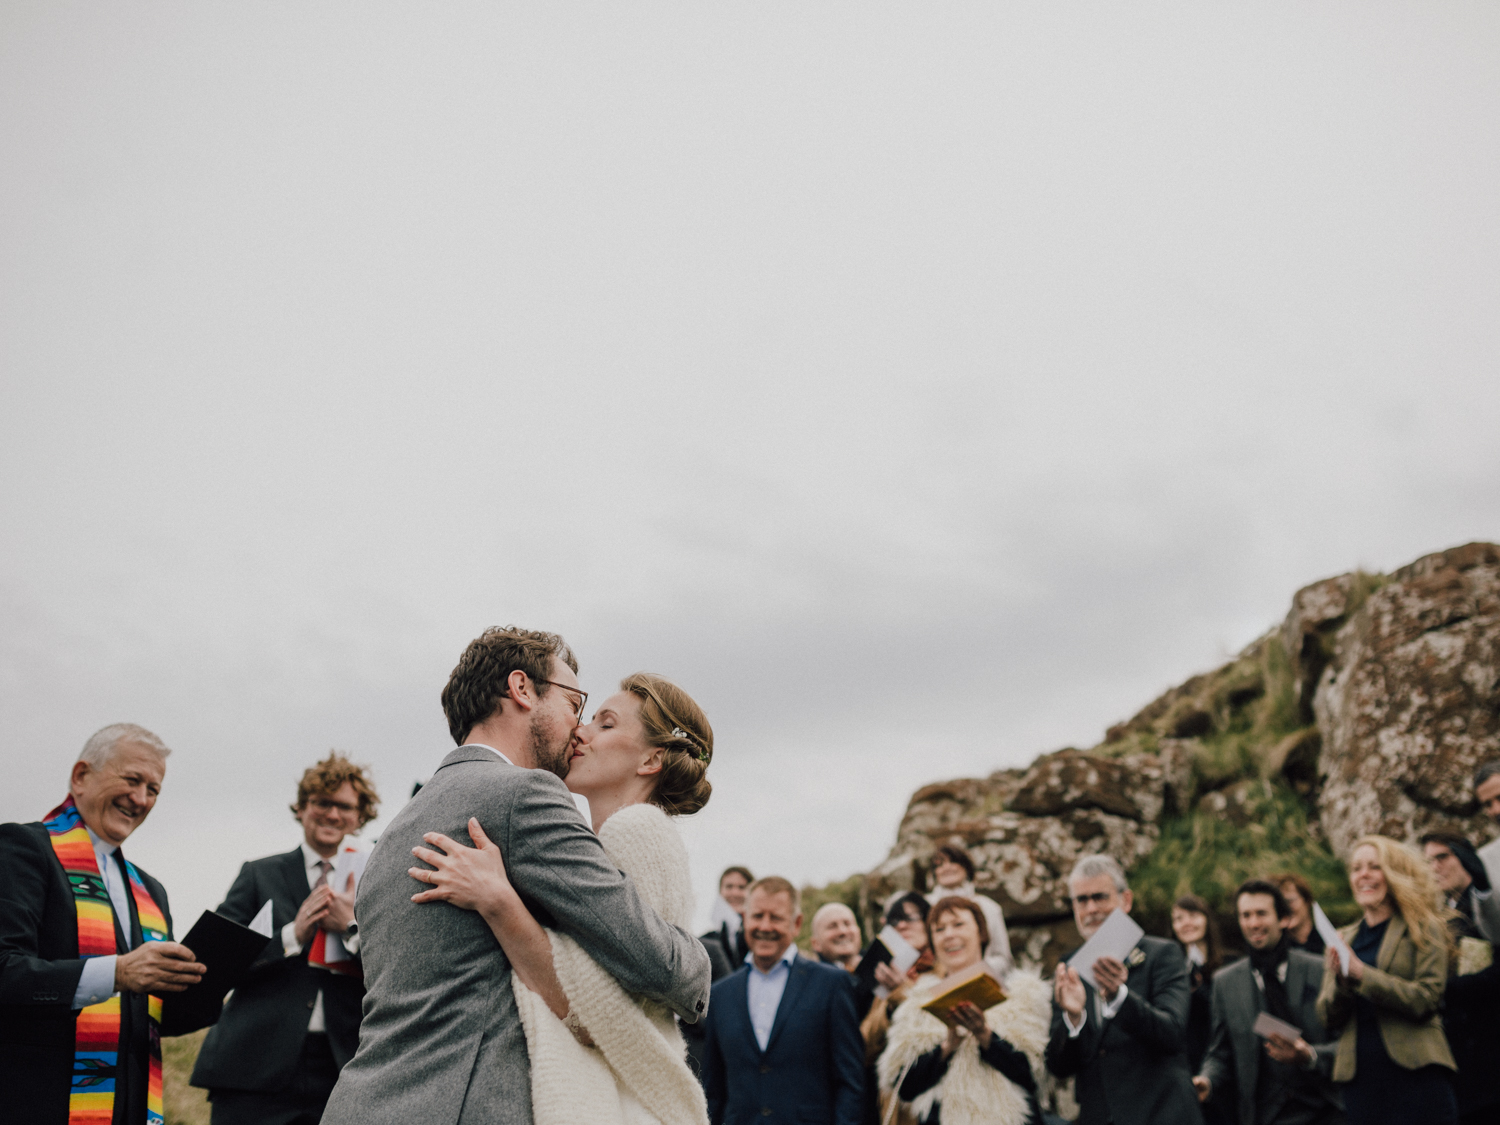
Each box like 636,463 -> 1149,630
505,670 -> 537,712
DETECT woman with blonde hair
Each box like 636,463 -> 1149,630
1316,834 -> 1457,1125
877,896 -> 1051,1125
410,672 -> 715,1125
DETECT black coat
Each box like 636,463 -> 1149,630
1199,950 -> 1341,1125
0,819 -> 179,1125
1444,905 -> 1500,1116
1044,934 -> 1202,1125
189,847 -> 365,1092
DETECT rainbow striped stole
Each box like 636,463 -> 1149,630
44,796 -> 168,1125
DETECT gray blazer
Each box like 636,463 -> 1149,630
320,747 -> 711,1125
1199,950 -> 1340,1125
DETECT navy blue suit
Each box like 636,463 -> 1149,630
703,952 -> 864,1125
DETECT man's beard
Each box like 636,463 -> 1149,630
529,714 -> 573,781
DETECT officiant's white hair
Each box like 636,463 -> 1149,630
78,723 -> 171,767
1069,854 -> 1128,893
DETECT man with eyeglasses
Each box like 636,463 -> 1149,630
1045,853 -> 1200,1125
321,626 -> 711,1125
190,752 -> 381,1124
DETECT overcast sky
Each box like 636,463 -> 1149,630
3,4 -> 1498,935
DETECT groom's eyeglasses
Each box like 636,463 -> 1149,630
536,679 -> 588,720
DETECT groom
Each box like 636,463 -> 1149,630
321,627 -> 711,1125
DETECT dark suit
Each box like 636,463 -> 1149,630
1045,934 -> 1201,1125
191,848 -> 363,1122
0,820 -> 177,1125
703,952 -> 865,1125
1200,951 -> 1342,1125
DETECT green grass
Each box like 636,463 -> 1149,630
1129,779 -> 1357,944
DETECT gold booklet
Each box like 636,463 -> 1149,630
1458,936 -> 1493,977
920,963 -> 1008,1018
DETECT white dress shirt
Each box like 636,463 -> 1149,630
279,841 -> 353,1033
1063,978 -> 1129,1037
72,829 -> 133,1009
745,946 -> 798,1052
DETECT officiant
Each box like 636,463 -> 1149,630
190,752 -> 380,1125
0,723 -> 205,1125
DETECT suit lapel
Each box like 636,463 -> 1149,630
1377,915 -> 1407,972
764,954 -> 809,1054
282,847 -> 310,931
734,969 -> 763,1058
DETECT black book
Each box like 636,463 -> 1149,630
160,910 -> 272,1036
854,934 -> 896,994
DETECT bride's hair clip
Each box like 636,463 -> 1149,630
671,727 -> 710,764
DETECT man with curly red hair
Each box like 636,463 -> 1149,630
190,752 -> 380,1125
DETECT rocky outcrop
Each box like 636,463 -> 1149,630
1312,543 -> 1500,855
853,542 -> 1500,974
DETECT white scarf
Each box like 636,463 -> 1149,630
709,894 -> 742,939
877,969 -> 1051,1125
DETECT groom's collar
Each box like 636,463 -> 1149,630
458,743 -> 515,767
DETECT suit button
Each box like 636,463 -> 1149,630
761,1110 -> 773,1117
307,1000 -> 315,1009
760,1065 -> 770,1074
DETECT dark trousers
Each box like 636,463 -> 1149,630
209,1033 -> 339,1125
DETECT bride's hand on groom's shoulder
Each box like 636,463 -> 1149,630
409,817 -> 515,915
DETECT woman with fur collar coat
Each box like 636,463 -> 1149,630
877,896 -> 1050,1125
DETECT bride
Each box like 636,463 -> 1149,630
409,672 -> 714,1125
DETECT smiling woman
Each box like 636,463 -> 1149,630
1316,836 -> 1458,1125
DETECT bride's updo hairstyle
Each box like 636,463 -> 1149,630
621,672 -> 714,817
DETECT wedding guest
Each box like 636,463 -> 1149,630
1315,835 -> 1457,1125
1271,873 -> 1326,957
1420,829 -> 1500,941
1421,829 -> 1500,1125
0,724 -> 204,1125
1194,880 -> 1341,1125
1171,893 -> 1227,1123
860,893 -> 935,1125
702,877 -> 865,1125
704,865 -> 753,965
876,896 -> 1051,1125
190,752 -> 380,1124
811,902 -> 864,972
1045,854 -> 1200,1125
687,870 -> 749,1079
1472,761 -> 1500,892
925,843 -> 1012,976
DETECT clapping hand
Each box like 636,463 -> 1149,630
321,872 -> 357,934
1054,963 -> 1086,1019
294,884 -> 334,946
1326,944 -> 1363,984
410,817 -> 515,915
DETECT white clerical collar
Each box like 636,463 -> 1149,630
463,743 -> 515,766
84,826 -> 119,857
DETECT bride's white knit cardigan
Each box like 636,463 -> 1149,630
876,968 -> 1051,1125
514,802 -> 709,1125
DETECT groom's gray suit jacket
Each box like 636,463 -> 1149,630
320,746 -> 712,1125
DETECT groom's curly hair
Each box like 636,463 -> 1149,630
442,627 -> 579,745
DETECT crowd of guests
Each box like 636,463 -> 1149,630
692,776 -> 1500,1125
5,715 -> 1500,1125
